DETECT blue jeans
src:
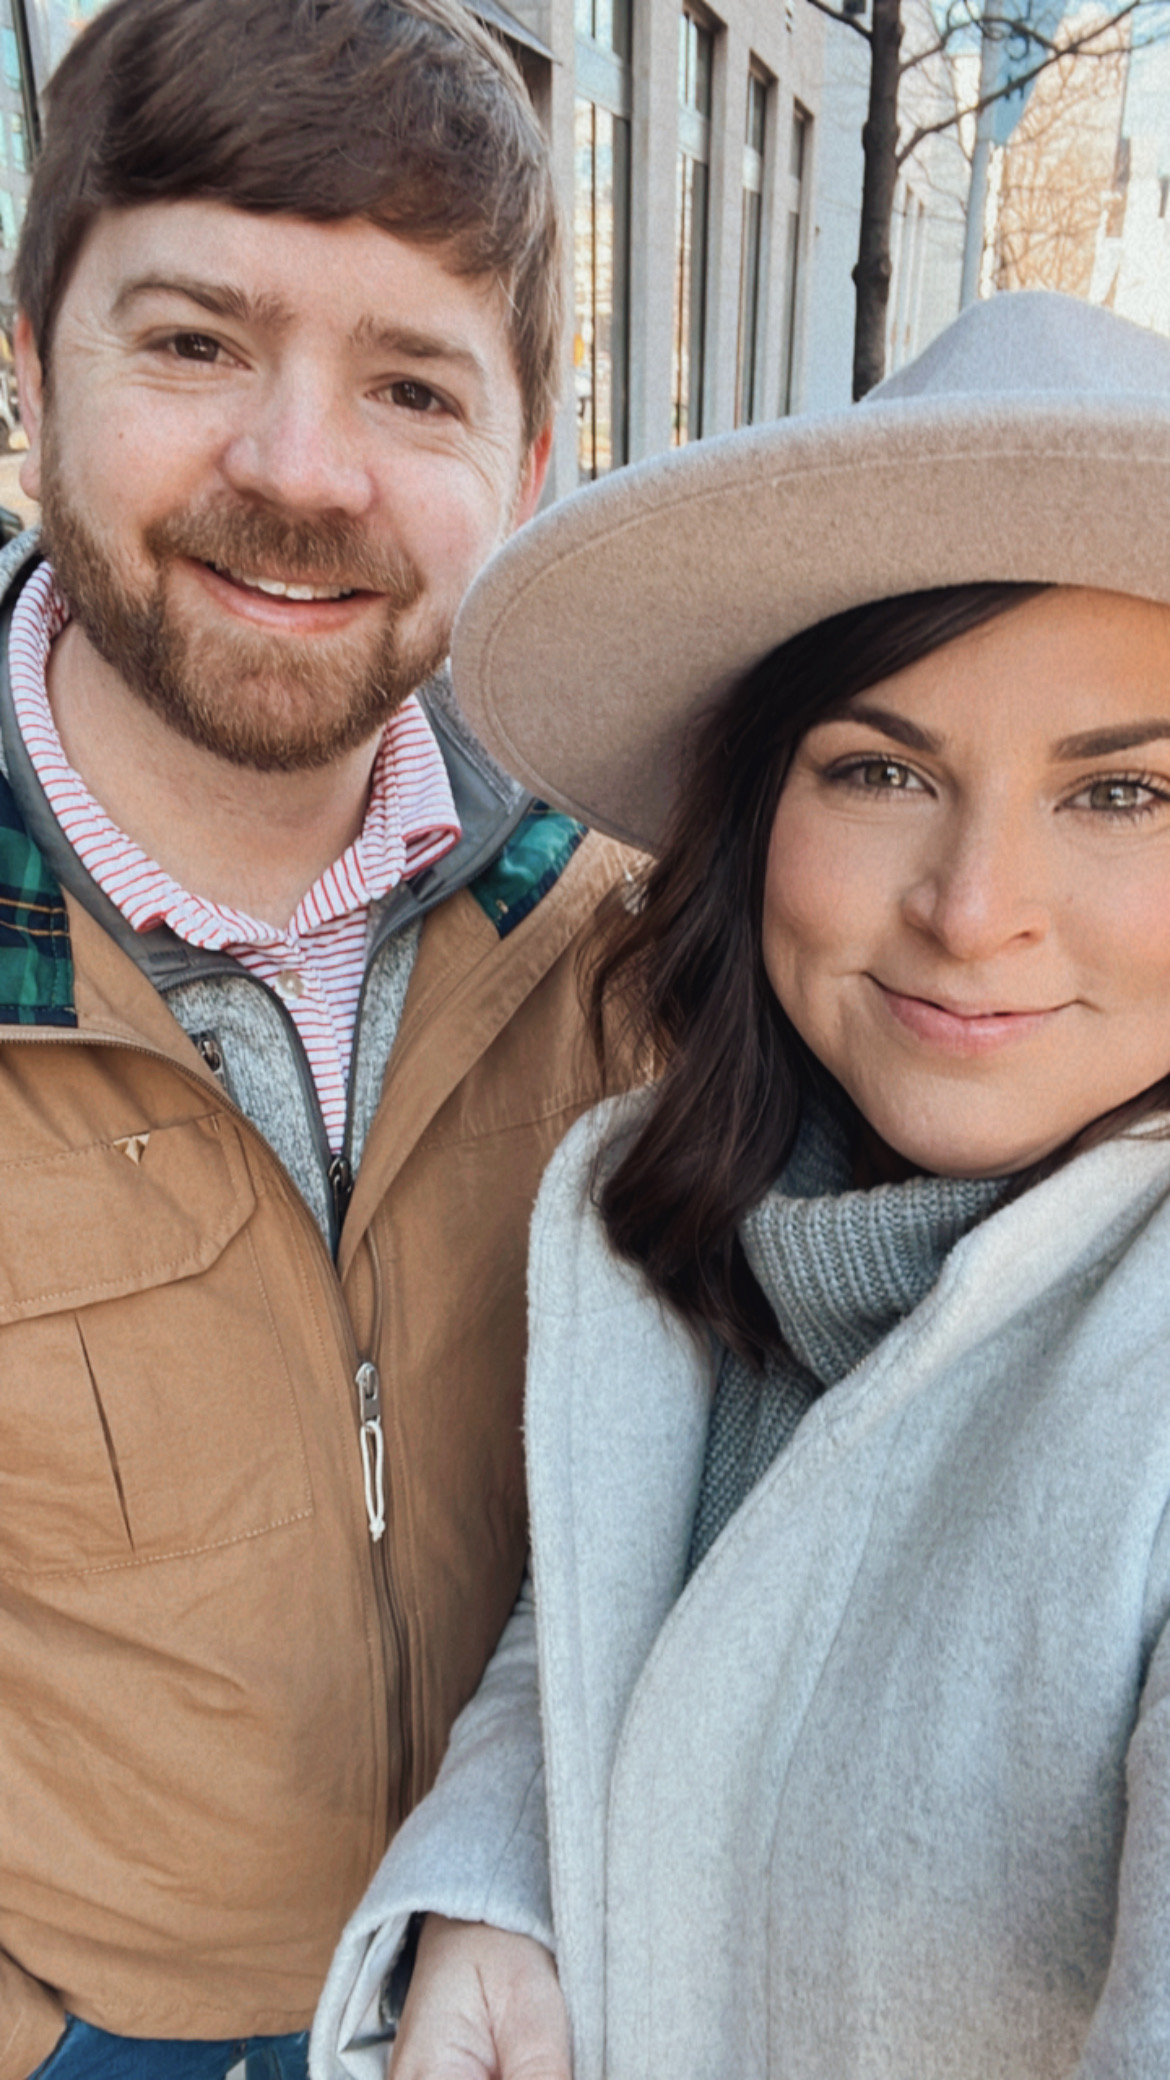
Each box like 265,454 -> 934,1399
30,2018 -> 309,2080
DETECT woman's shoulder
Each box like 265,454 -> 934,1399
534,1086 -> 657,1231
528,1085 -> 706,1357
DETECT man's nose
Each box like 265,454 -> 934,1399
900,804 -> 1051,961
220,366 -> 376,517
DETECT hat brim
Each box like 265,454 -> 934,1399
452,396 -> 1170,852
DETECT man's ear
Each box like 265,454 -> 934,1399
14,312 -> 45,504
511,423 -> 553,533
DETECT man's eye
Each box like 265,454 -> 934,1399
386,379 -> 444,413
169,333 -> 221,363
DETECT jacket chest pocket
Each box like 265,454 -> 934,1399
0,1111 -> 313,1576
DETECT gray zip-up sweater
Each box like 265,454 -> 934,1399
315,1090 -> 1170,2080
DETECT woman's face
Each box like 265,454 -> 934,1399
763,587 -> 1170,1178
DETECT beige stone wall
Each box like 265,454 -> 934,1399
992,6 -> 1128,299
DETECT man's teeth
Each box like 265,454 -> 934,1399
217,565 -> 355,601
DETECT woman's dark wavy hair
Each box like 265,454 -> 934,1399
589,582 -> 1170,1366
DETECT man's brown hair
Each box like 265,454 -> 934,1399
15,0 -> 562,444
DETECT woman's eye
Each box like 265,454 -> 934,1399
1074,776 -> 1170,816
836,757 -> 923,793
386,379 -> 445,414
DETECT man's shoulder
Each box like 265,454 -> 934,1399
416,668 -> 636,944
0,751 -> 77,1029
466,801 -> 589,939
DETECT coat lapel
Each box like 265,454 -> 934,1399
524,1098 -> 715,2080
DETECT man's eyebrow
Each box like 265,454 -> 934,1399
1053,721 -> 1170,760
112,275 -> 295,329
349,316 -> 488,383
829,702 -> 944,755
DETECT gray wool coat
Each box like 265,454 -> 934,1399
313,1095 -> 1170,2080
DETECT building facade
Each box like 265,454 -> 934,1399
1089,28 -> 1170,335
497,0 -> 827,496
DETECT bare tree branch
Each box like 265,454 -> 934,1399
899,37 -> 952,77
843,0 -> 1146,85
896,0 -> 1140,162
806,0 -> 873,39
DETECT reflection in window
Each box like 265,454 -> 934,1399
574,0 -> 631,480
673,5 -> 712,446
34,0 -> 109,82
0,0 -> 113,288
778,103 -> 809,416
575,0 -> 630,59
575,98 -> 630,480
736,68 -> 767,426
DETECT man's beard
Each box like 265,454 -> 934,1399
39,443 -> 450,773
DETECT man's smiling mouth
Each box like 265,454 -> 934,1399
207,560 -> 360,602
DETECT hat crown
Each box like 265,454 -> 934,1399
869,288 -> 1170,407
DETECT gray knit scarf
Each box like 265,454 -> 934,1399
687,1096 -> 1004,1574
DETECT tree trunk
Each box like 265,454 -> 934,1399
851,0 -> 903,398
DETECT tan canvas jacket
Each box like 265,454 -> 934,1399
0,552 -> 631,2079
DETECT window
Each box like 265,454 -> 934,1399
735,67 -> 768,426
673,4 -> 713,446
887,180 -> 926,373
777,103 -> 809,417
574,0 -> 631,479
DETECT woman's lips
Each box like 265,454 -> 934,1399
874,980 -> 1067,1056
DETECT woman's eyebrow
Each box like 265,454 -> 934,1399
833,703 -> 943,754
1053,721 -> 1170,760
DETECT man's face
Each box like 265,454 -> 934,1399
16,201 -> 550,770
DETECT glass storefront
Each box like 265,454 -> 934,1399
574,0 -> 631,480
672,4 -> 712,446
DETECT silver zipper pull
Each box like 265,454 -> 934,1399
356,1360 -> 386,1542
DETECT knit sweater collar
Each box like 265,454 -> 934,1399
741,1096 -> 1004,1389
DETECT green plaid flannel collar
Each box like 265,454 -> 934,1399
0,762 -> 76,1027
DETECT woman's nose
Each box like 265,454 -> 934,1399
900,807 -> 1051,961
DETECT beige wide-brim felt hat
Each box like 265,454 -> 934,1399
452,289 -> 1170,852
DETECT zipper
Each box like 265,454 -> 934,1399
355,1359 -> 386,1541
358,1218 -> 413,1792
336,954 -> 415,1789
191,983 -> 386,1572
189,952 -> 414,1788
329,1151 -> 354,1232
